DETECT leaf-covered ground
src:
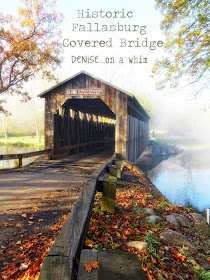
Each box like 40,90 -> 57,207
86,167 -> 210,280
0,189 -> 75,280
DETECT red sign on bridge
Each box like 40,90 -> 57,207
67,88 -> 103,96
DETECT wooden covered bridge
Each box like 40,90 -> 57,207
39,71 -> 150,162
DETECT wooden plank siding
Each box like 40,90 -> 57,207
39,71 -> 149,163
126,115 -> 149,163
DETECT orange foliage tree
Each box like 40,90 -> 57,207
0,0 -> 63,112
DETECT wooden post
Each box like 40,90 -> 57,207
76,111 -> 80,154
19,156 -> 23,167
115,160 -> 122,179
109,165 -> 121,179
101,178 -> 117,213
83,113 -> 86,150
115,160 -> 122,170
67,109 -> 70,154
115,90 -> 127,160
47,150 -> 53,160
207,209 -> 210,225
14,159 -> 19,168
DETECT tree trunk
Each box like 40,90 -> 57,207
3,116 -> 8,139
31,98 -> 41,143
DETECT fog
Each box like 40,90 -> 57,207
0,73 -> 209,145
148,93 -> 210,142
0,94 -> 44,137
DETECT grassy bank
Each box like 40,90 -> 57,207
153,137 -> 210,150
0,136 -> 44,148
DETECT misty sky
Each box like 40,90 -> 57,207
1,0 -> 166,94
1,0 -> 209,139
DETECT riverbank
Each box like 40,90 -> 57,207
147,139 -> 183,156
137,140 -> 183,173
137,139 -> 210,212
86,165 -> 210,279
0,137 -> 45,169
0,136 -> 44,148
153,137 -> 210,150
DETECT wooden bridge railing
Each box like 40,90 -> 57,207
57,138 -> 114,152
0,149 -> 53,167
38,153 -> 118,280
38,156 -> 149,280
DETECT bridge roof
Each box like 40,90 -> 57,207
39,70 -> 150,120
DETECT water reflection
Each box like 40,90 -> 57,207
0,146 -> 41,169
138,149 -> 210,210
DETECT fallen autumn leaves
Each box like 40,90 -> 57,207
84,261 -> 98,273
0,190 -> 77,280
86,167 -> 210,280
1,214 -> 69,280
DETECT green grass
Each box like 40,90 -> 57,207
184,200 -> 206,217
153,137 -> 210,150
0,135 -> 44,148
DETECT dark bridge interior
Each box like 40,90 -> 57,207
62,98 -> 116,119
54,98 -> 116,156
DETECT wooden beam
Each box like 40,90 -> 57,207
115,91 -> 127,160
77,249 -> 147,280
18,156 -> 23,167
108,165 -> 121,179
77,249 -> 98,280
101,178 -> 117,213
57,139 -> 114,152
67,109 -> 70,153
0,149 -> 52,161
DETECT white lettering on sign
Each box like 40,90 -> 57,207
67,88 -> 103,96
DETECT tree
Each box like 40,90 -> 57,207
0,0 -> 63,112
136,92 -> 154,118
152,0 -> 209,94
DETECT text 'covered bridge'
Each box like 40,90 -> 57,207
39,71 -> 150,162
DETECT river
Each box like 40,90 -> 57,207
0,146 -> 41,169
138,149 -> 210,211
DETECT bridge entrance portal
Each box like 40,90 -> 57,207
54,98 -> 115,155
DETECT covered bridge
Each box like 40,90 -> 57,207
39,70 -> 150,162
